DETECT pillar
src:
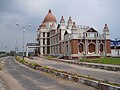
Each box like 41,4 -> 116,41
26,46 -> 28,57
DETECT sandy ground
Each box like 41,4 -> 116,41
0,71 -> 26,90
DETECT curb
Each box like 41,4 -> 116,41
43,57 -> 120,72
15,58 -> 120,90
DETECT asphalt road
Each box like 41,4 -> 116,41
25,57 -> 120,84
3,57 -> 96,90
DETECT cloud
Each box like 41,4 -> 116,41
0,0 -> 120,51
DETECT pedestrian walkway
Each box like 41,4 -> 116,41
0,57 -> 7,90
25,57 -> 120,84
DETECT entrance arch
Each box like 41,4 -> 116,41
26,43 -> 39,57
89,43 -> 95,53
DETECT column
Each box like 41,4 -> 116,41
41,47 -> 43,55
96,34 -> 98,54
26,46 -> 28,57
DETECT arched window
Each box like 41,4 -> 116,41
100,44 -> 104,52
79,43 -> 83,53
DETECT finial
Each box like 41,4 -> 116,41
72,22 -> 77,29
49,9 -> 51,13
73,22 -> 75,25
61,16 -> 64,19
68,16 -> 72,21
104,23 -> 109,30
60,16 -> 65,23
69,16 -> 71,19
105,24 -> 107,26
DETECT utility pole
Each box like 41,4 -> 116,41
16,23 -> 31,59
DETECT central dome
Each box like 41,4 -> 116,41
44,9 -> 56,23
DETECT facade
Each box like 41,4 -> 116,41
36,9 -> 111,59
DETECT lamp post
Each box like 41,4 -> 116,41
16,23 -> 31,59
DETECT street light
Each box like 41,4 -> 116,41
16,23 -> 31,59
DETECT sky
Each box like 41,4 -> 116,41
0,0 -> 120,52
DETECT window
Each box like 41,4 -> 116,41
79,43 -> 83,53
47,39 -> 50,45
66,44 -> 68,53
43,39 -> 45,45
43,47 -> 45,54
59,35 -> 61,40
47,33 -> 49,37
100,44 -> 103,52
47,47 -> 50,54
43,32 -> 45,37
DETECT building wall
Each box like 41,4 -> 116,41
71,39 -> 78,54
106,40 -> 111,53
111,49 -> 120,57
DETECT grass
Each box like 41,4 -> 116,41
0,61 -> 2,70
46,55 -> 57,58
80,58 -> 120,65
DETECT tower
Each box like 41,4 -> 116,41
59,16 -> 66,41
67,16 -> 73,29
38,9 -> 57,55
103,24 -> 111,56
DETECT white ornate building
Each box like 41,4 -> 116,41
36,9 -> 111,59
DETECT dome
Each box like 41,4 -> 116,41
44,9 -> 56,23
40,21 -> 46,27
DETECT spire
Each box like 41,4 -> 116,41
67,16 -> 73,29
103,23 -> 110,39
67,16 -> 72,23
60,16 -> 65,23
104,24 -> 109,31
49,9 -> 52,13
72,22 -> 77,29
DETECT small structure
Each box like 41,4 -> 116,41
111,39 -> 120,57
26,43 -> 39,57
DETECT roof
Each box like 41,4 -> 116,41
110,40 -> 120,46
86,28 -> 98,32
27,43 -> 39,46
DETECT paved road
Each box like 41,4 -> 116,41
25,57 -> 120,84
3,57 -> 96,90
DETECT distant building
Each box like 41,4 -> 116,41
36,9 -> 111,59
111,39 -> 120,57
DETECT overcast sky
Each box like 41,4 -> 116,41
0,0 -> 120,52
